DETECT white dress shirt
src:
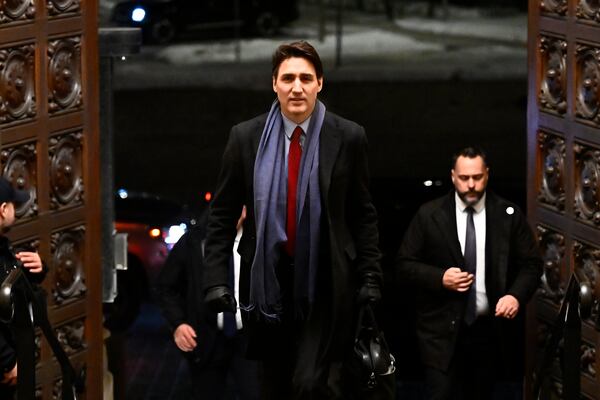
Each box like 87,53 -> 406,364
217,227 -> 244,330
455,192 -> 489,316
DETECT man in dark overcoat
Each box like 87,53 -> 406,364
201,40 -> 382,399
156,211 -> 258,400
397,146 -> 542,399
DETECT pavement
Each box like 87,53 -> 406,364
103,1 -> 528,90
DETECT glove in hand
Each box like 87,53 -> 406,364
205,285 -> 237,313
357,274 -> 381,305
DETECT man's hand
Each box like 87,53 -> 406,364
15,252 -> 43,274
174,324 -> 197,352
357,273 -> 381,305
442,267 -> 474,292
495,295 -> 520,319
205,286 -> 237,313
2,363 -> 17,386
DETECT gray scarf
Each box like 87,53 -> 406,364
246,100 -> 325,320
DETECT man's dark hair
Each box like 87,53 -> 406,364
451,146 -> 489,169
272,41 -> 323,79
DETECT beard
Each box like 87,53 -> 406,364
457,189 -> 484,206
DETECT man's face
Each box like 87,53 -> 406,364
273,57 -> 323,124
0,202 -> 15,233
451,155 -> 489,206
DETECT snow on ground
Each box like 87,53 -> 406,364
155,29 -> 444,65
393,15 -> 526,44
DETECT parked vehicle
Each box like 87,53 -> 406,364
111,0 -> 299,43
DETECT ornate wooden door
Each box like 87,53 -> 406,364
0,0 -> 102,398
527,0 -> 600,398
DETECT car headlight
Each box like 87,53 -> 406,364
131,7 -> 146,23
164,223 -> 187,249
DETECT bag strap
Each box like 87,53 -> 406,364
27,278 -> 80,400
8,269 -> 81,400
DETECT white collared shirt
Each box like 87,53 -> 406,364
455,192 -> 489,316
217,227 -> 244,331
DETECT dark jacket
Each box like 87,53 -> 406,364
155,225 -> 224,365
0,236 -> 47,374
397,191 -> 542,372
203,111 -> 382,363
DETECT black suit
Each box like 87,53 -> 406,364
203,111 -> 381,398
397,191 -> 542,399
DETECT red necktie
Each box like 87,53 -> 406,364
285,126 -> 302,256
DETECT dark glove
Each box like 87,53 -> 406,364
357,273 -> 381,305
205,285 -> 237,313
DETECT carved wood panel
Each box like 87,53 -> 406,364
529,0 -> 600,398
576,44 -> 600,126
1,141 -> 38,218
47,36 -> 82,115
0,0 -> 36,24
46,0 -> 80,17
0,0 -> 101,398
540,36 -> 568,116
537,225 -> 566,304
577,0 -> 600,23
574,142 -> 600,225
538,131 -> 566,212
541,0 -> 568,16
49,131 -> 83,210
0,43 -> 36,125
51,226 -> 86,305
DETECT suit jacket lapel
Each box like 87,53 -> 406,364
433,193 -> 463,266
318,114 -> 342,203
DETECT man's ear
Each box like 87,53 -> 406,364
0,202 -> 7,219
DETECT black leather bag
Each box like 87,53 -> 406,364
351,303 -> 396,400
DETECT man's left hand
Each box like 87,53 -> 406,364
357,274 -> 381,305
15,252 -> 43,274
495,295 -> 519,319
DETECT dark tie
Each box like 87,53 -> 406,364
223,254 -> 237,337
464,207 -> 477,325
285,126 -> 302,256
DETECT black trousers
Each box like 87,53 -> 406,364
425,316 -> 499,400
189,334 -> 259,400
256,255 -> 345,400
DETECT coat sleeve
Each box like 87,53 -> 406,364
348,128 -> 382,283
155,234 -> 191,331
203,126 -> 246,293
506,210 -> 543,306
396,209 -> 446,293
